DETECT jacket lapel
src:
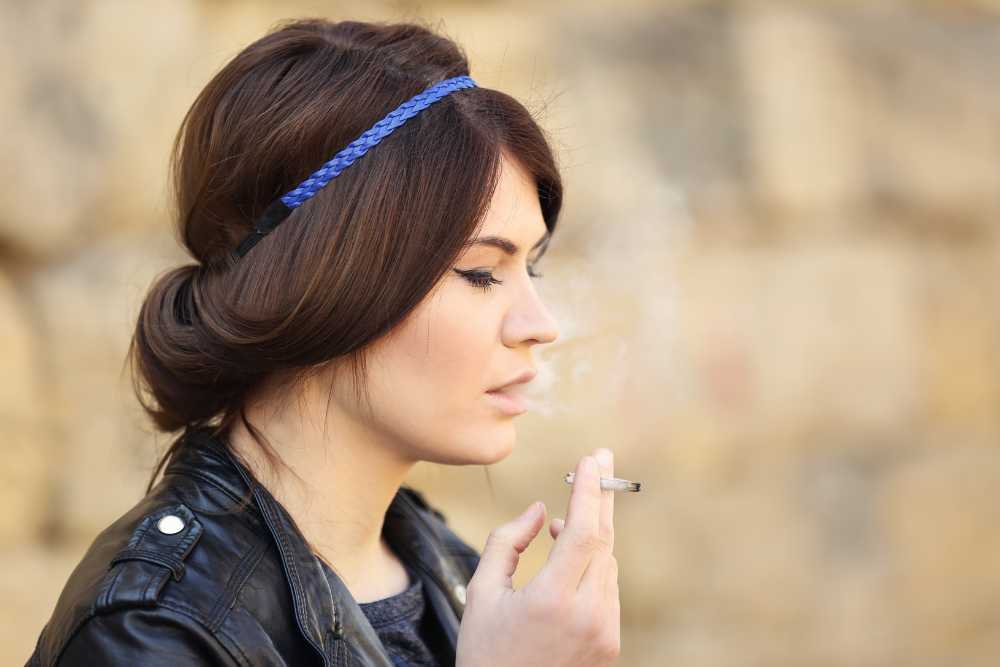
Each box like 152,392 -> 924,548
383,489 -> 468,648
169,429 -> 340,665
172,427 -> 468,666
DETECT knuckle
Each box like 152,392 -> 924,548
576,531 -> 607,554
572,606 -> 603,640
485,526 -> 512,548
601,635 -> 621,661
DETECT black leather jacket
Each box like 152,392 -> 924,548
27,426 -> 481,666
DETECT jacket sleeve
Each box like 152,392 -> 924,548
54,607 -> 241,666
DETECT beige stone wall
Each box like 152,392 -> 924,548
4,1 -> 1000,665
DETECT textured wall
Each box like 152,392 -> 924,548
4,1 -> 1000,665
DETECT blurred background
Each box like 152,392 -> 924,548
4,0 -> 1000,665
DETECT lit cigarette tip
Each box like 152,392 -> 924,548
563,472 -> 642,492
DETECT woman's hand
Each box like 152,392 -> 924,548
455,448 -> 620,666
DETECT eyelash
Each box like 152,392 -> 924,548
455,266 -> 544,293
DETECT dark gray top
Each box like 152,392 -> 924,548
318,558 -> 448,667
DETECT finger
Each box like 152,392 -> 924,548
605,555 -> 621,654
594,447 -> 615,552
604,558 -> 620,605
474,501 -> 546,591
576,548 -> 613,601
549,517 -> 565,541
540,455 -> 602,592
604,548 -> 620,606
563,455 -> 601,536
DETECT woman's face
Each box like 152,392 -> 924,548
344,154 -> 560,465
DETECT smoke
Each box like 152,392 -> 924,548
523,149 -> 695,419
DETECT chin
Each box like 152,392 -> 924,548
480,428 -> 517,464
479,443 -> 514,465
436,429 -> 516,466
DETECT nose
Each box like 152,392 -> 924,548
501,279 -> 560,347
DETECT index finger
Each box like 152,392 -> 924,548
594,447 -> 614,553
538,455 -> 603,593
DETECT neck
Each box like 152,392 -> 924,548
225,378 -> 417,593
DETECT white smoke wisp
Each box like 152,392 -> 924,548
521,152 -> 695,422
519,276 -> 592,417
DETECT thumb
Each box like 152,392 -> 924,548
474,501 -> 546,590
549,517 -> 565,541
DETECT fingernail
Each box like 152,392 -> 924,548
595,449 -> 612,467
583,456 -> 597,474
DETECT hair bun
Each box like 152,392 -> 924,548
173,267 -> 198,327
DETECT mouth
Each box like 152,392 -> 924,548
484,388 -> 528,415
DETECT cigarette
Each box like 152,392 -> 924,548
564,472 -> 642,492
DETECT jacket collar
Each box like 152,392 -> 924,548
165,426 -> 467,666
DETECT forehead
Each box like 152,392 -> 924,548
476,154 -> 547,241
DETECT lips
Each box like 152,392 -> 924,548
488,368 -> 537,393
484,388 -> 528,415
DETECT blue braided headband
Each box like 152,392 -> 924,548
229,74 -> 478,262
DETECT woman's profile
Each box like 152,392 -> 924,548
28,17 -> 620,667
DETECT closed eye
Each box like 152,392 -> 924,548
453,264 -> 543,293
454,268 -> 502,292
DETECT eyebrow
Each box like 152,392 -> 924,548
462,231 -> 549,256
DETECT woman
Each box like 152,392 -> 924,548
28,17 -> 620,667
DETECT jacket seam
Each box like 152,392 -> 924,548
143,565 -> 163,600
52,604 -> 241,667
96,562 -> 126,609
262,499 -> 313,641
213,624 -> 254,667
150,597 -> 212,625
155,599 -> 248,666
147,601 -> 245,667
207,538 -> 269,632
164,470 -> 260,516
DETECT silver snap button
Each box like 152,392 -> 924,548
157,514 -> 185,535
453,583 -> 467,605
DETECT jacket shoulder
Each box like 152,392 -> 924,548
30,477 -> 268,666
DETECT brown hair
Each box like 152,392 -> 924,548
125,17 -> 564,494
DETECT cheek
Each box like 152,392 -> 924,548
393,289 -> 494,401
364,288 -> 513,462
